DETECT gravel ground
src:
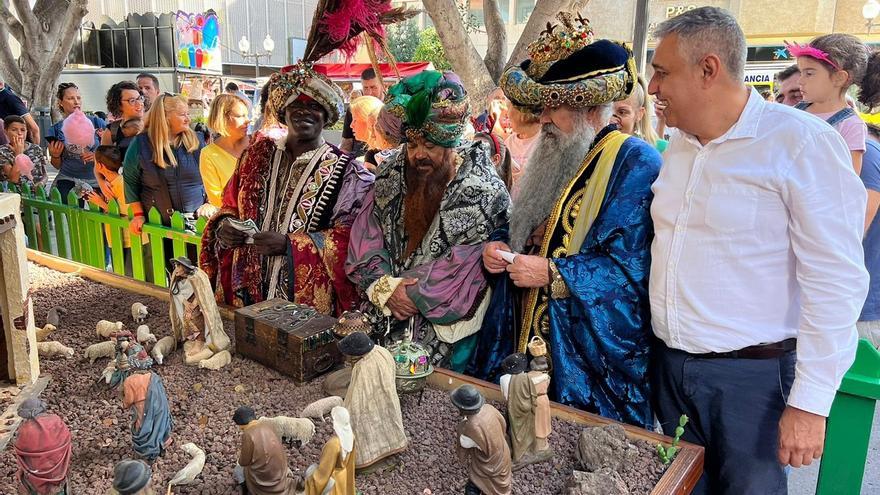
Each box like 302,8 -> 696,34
0,263 -> 666,494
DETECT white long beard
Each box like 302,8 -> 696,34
509,119 -> 597,251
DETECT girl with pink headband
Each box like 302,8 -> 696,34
787,34 -> 870,174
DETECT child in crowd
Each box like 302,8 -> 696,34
0,115 -> 48,189
86,145 -> 135,273
121,118 -> 144,139
788,34 -> 869,173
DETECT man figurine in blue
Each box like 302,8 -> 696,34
472,12 -> 662,429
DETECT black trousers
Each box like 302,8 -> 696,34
651,341 -> 796,495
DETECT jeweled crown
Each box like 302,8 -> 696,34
526,12 -> 595,79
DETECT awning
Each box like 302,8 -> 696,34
313,62 -> 433,82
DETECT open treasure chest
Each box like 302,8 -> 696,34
233,298 -> 341,384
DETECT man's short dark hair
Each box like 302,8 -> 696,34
225,82 -> 240,92
106,81 -> 140,117
3,115 -> 26,129
136,73 -> 159,89
776,64 -> 800,84
361,68 -> 377,81
95,145 -> 123,171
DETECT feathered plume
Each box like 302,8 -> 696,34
302,0 -> 418,63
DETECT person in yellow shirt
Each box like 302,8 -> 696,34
200,93 -> 250,207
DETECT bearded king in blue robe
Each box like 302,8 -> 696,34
469,13 -> 662,429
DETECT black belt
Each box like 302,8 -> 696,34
691,338 -> 796,360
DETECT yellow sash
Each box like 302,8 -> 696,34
518,130 -> 629,352
568,131 -> 629,254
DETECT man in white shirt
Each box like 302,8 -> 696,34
648,7 -> 869,494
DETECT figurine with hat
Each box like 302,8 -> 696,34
168,256 -> 231,369
13,398 -> 72,495
338,331 -> 408,471
111,459 -> 152,495
450,384 -> 512,495
473,11 -> 661,430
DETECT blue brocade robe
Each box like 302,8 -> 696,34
469,127 -> 661,429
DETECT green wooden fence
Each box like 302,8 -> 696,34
12,183 -> 207,288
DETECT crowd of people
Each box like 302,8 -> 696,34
3,5 -> 880,494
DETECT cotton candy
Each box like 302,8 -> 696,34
60,110 -> 96,149
13,154 -> 34,181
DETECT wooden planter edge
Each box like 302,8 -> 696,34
28,250 -> 705,494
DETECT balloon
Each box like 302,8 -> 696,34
178,47 -> 190,67
203,15 -> 219,49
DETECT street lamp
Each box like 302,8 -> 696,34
864,0 -> 880,35
238,34 -> 275,78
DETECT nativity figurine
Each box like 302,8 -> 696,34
13,398 -> 72,495
111,459 -> 153,495
122,356 -> 173,461
500,353 -> 553,470
305,406 -> 356,495
451,384 -> 511,495
339,331 -> 407,470
233,406 -> 300,495
168,257 -> 231,369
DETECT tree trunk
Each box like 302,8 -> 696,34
0,0 -> 88,119
421,0 -> 497,112
482,0 -> 507,82
506,0 -> 586,68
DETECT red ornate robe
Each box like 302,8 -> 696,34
200,136 -> 373,314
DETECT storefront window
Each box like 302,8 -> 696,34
515,0 -> 535,24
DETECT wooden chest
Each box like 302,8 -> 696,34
234,299 -> 341,384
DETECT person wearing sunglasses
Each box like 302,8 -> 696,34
103,81 -> 145,158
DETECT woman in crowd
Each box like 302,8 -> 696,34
474,131 -> 513,191
46,82 -> 106,201
103,81 -> 145,157
200,94 -> 250,207
611,76 -> 667,153
0,115 -> 48,188
503,105 -> 540,196
123,94 -> 206,236
350,95 -> 394,171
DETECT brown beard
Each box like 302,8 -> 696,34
402,159 -> 453,259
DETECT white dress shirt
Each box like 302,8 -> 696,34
650,88 -> 869,417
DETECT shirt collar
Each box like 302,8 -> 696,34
682,87 -> 764,147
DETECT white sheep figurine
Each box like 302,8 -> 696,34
101,361 -> 116,383
136,325 -> 156,345
96,320 -> 124,339
83,340 -> 116,364
300,396 -> 344,422
198,350 -> 232,370
131,302 -> 149,323
35,323 -> 55,342
151,336 -> 176,365
258,415 -> 316,446
36,341 -> 74,359
167,442 -> 206,487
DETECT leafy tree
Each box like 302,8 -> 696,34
387,20 -> 420,62
413,27 -> 452,71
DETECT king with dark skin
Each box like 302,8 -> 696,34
215,98 -> 328,255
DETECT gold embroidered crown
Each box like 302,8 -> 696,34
526,12 -> 595,79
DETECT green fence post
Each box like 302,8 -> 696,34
127,205 -> 146,282
106,200 -> 126,275
816,339 -> 880,495
169,212 -> 188,259
18,184 -> 38,250
194,216 -> 207,260
34,186 -> 51,252
48,188 -> 69,259
66,190 -> 84,263
146,207 -> 167,287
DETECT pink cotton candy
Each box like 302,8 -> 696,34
13,154 -> 34,181
60,110 -> 96,149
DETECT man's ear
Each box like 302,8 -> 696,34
700,54 -> 724,87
